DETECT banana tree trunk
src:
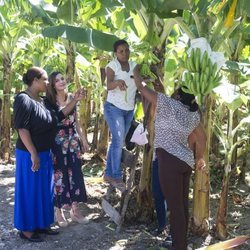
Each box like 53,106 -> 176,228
215,166 -> 230,240
0,53 -> 12,161
215,108 -> 234,239
65,40 -> 75,84
190,96 -> 213,235
138,104 -> 155,216
97,69 -> 108,157
91,111 -> 99,152
239,140 -> 249,184
79,87 -> 91,137
137,46 -> 166,219
96,116 -> 109,157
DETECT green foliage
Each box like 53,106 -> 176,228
56,0 -> 75,23
42,24 -> 119,51
141,0 -> 189,18
82,162 -> 103,177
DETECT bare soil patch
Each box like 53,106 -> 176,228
0,155 -> 249,250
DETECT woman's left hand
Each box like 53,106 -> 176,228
195,158 -> 206,170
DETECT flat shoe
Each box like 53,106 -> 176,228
56,210 -> 68,227
35,227 -> 59,235
70,210 -> 89,224
57,219 -> 68,227
150,226 -> 167,236
19,231 -> 43,242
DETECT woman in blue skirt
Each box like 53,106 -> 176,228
13,67 -> 84,242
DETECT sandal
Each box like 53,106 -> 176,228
34,227 -> 59,235
70,209 -> 89,224
56,209 -> 68,227
19,231 -> 43,242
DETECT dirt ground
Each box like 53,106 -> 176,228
0,155 -> 250,250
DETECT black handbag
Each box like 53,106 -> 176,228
125,120 -> 139,151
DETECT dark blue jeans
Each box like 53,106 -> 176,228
152,158 -> 167,230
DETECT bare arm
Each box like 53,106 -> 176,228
133,65 -> 157,106
106,67 -> 127,91
75,113 -> 89,153
61,89 -> 85,116
188,132 -> 196,156
18,128 -> 40,172
190,123 -> 207,170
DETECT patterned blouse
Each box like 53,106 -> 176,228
154,93 -> 200,167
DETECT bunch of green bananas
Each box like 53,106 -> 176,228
181,48 -> 222,99
140,63 -> 157,80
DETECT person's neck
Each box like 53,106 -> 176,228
56,90 -> 67,105
117,59 -> 129,71
117,59 -> 128,66
26,87 -> 41,101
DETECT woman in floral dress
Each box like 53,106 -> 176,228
47,72 -> 89,227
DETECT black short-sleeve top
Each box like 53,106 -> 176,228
155,93 -> 200,167
14,92 -> 65,152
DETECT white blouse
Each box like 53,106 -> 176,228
106,58 -> 137,111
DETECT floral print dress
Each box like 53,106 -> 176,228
52,105 -> 87,208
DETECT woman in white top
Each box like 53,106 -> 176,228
103,40 -> 137,191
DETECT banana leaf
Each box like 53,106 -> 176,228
196,235 -> 250,250
42,24 -> 119,51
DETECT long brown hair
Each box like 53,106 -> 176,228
46,71 -> 66,106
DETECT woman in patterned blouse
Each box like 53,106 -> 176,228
133,67 -> 206,250
47,72 -> 89,227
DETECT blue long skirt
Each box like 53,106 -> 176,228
14,149 -> 54,231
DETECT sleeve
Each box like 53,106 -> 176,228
106,59 -> 118,73
129,60 -> 137,71
156,93 -> 174,114
13,93 -> 32,130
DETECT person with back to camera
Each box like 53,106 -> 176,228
151,120 -> 200,243
133,67 -> 206,250
13,67 -> 85,242
103,39 -> 137,192
46,71 -> 89,227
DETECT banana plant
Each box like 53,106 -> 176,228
169,0 -> 250,235
40,0 -> 120,52
213,82 -> 249,240
0,1 -> 30,161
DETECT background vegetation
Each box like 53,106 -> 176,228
0,0 -> 249,243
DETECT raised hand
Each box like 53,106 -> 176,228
74,88 -> 86,102
195,158 -> 206,170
